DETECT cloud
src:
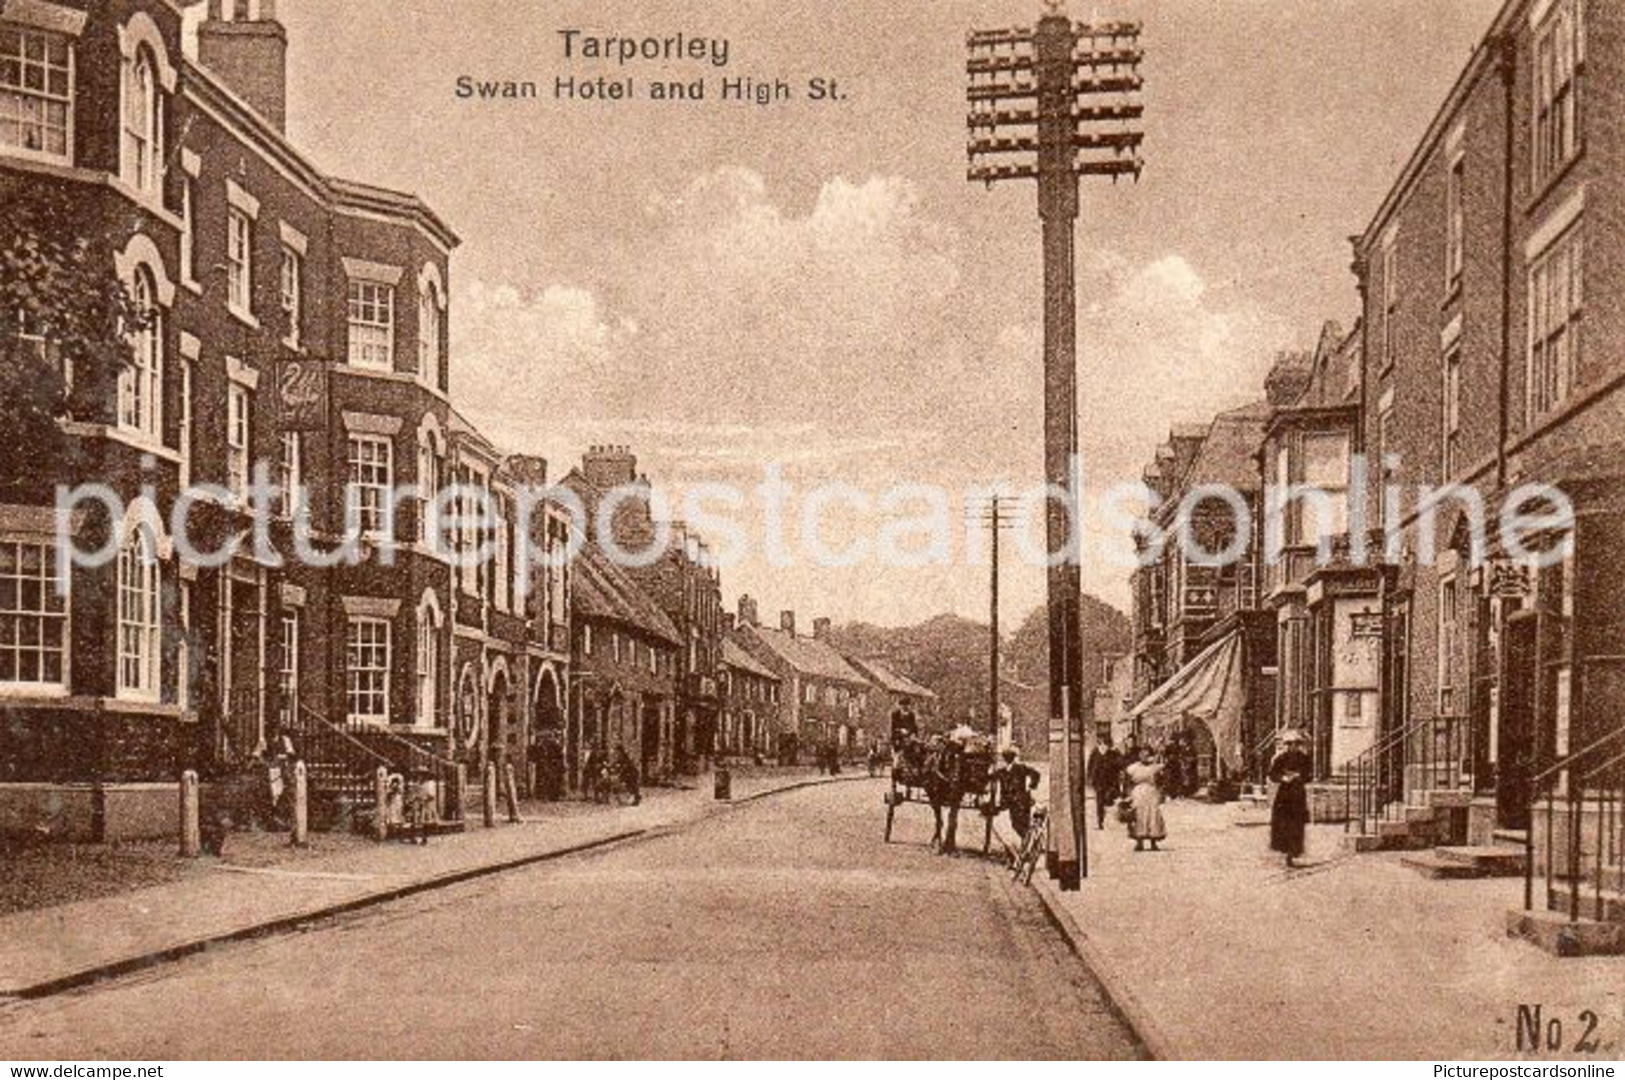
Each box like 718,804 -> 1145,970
448,174 -> 1299,621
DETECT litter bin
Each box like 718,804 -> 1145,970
714,767 -> 732,801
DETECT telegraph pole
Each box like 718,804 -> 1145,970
966,1 -> 1143,890
970,495 -> 1015,742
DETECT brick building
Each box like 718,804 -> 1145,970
734,600 -> 872,763
567,540 -> 681,786
1348,0 -> 1625,849
717,632 -> 780,758
0,0 -> 570,837
1257,325 -> 1383,778
1125,401 -> 1277,784
562,445 -> 725,775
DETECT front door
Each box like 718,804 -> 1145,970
1498,613 -> 1539,829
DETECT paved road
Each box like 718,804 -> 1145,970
0,780 -> 1143,1059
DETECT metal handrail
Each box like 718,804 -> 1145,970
1530,726 -> 1625,786
1525,733 -> 1625,920
1343,713 -> 1440,835
292,702 -> 395,771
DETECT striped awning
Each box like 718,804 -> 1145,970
1129,631 -> 1244,771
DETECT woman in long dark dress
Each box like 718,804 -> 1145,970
1267,730 -> 1312,867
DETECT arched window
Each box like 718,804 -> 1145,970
119,268 -> 161,438
456,665 -> 481,748
117,527 -> 160,700
418,281 -> 441,389
122,49 -> 161,194
416,593 -> 440,728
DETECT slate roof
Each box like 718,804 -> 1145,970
744,626 -> 870,686
571,543 -> 682,647
721,638 -> 779,682
1181,401 -> 1272,491
847,657 -> 938,701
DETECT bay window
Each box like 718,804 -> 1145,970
347,281 -> 394,370
347,434 -> 394,539
118,268 -> 161,439
117,528 -> 160,701
0,24 -> 71,162
345,616 -> 390,725
121,49 -> 160,194
0,540 -> 67,690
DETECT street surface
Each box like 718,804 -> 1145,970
0,779 -> 1142,1060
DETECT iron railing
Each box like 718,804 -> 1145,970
1342,714 -> 1472,837
285,702 -> 463,825
1524,726 -> 1625,921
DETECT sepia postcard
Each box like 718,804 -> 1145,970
0,0 -> 1622,1066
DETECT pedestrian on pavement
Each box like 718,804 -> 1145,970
1268,729 -> 1312,867
991,746 -> 1041,840
582,743 -> 602,802
1087,741 -> 1125,830
866,742 -> 884,777
1124,745 -> 1166,852
613,742 -> 642,805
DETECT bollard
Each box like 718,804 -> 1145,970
374,766 -> 390,841
483,762 -> 498,827
179,770 -> 201,857
504,761 -> 523,823
454,763 -> 468,821
714,766 -> 732,801
291,760 -> 308,847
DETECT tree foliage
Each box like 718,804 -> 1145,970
0,184 -> 149,497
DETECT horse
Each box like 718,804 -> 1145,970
924,739 -> 966,854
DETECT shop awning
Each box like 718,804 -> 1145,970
1129,631 -> 1244,772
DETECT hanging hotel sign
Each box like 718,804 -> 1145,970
278,359 -> 328,432
1488,560 -> 1534,599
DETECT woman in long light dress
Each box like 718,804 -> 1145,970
1125,746 -> 1167,852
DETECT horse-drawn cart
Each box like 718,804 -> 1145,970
883,736 -> 999,853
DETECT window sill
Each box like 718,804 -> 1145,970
0,146 -> 76,172
1525,146 -> 1585,218
227,303 -> 261,330
0,684 -> 69,700
391,724 -> 450,737
61,422 -> 184,464
108,178 -> 182,231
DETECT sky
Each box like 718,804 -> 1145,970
221,0 -> 1502,627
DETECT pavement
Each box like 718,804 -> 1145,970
0,765 -> 860,1001
0,777 -> 1142,1060
999,794 -> 1625,1061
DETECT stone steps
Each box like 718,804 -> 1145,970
1402,845 -> 1528,879
1507,908 -> 1625,957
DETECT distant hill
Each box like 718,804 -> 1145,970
829,596 -> 1131,747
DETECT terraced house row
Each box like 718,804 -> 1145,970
1118,0 -> 1625,950
0,0 -> 582,839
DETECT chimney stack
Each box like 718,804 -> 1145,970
721,612 -> 736,634
738,595 -> 759,627
780,611 -> 796,636
813,617 -> 831,641
581,444 -> 638,491
199,0 -> 288,132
